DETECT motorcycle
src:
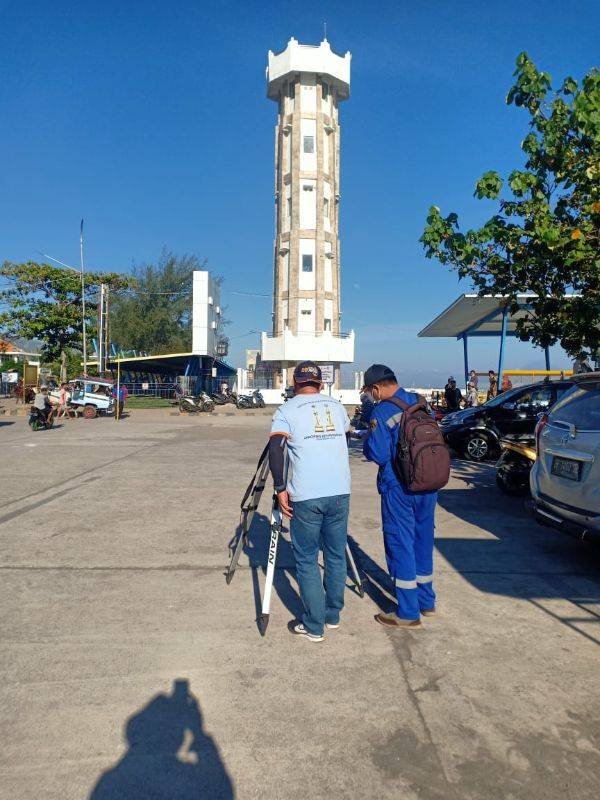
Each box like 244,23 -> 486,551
210,390 -> 237,406
495,435 -> 536,496
29,406 -> 54,431
236,389 -> 265,409
179,391 -> 215,413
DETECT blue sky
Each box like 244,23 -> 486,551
1,1 -> 598,386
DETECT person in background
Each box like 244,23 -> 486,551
487,370 -> 498,401
56,382 -> 69,418
469,369 -> 478,389
33,386 -> 54,425
269,361 -> 351,643
501,374 -> 513,393
112,383 -> 128,418
466,382 -> 478,407
444,378 -> 463,411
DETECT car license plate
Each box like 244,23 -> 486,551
551,457 -> 581,481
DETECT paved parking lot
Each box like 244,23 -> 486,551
1,411 -> 599,799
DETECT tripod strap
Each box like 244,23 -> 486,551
240,443 -> 270,510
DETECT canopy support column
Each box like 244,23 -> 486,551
462,334 -> 469,390
544,346 -> 551,371
497,306 -> 509,382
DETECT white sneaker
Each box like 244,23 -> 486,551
287,620 -> 324,642
325,622 -> 340,630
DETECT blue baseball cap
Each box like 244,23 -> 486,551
293,361 -> 322,384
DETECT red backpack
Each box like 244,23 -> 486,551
385,396 -> 450,492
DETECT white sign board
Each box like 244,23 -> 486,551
141,382 -> 149,390
319,364 -> 334,384
7,372 -> 18,383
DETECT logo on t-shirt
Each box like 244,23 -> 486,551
312,404 -> 336,434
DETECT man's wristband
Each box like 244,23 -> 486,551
274,484 -> 286,493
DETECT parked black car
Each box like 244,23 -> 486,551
439,379 -> 574,461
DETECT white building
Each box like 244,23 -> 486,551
260,37 -> 355,388
192,270 -> 223,356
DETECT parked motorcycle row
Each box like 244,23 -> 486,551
177,388 -> 265,414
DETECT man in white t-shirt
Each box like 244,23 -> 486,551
269,361 -> 351,642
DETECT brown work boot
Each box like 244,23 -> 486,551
375,612 -> 422,629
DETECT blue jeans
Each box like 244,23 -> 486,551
289,494 -> 350,636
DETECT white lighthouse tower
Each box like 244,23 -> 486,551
260,37 -> 355,389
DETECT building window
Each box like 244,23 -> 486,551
301,309 -> 311,315
303,135 -> 314,154
283,318 -> 289,328
323,197 -> 329,217
322,82 -> 329,101
288,81 -> 295,100
287,197 -> 292,219
302,254 -> 313,272
324,318 -> 332,331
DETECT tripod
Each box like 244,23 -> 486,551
226,444 -> 364,636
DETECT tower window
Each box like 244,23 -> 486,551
324,318 -> 332,331
302,254 -> 313,272
323,197 -> 329,217
301,309 -> 312,315
287,197 -> 292,218
288,81 -> 295,100
303,136 -> 314,154
322,82 -> 329,101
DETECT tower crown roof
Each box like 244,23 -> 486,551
266,37 -> 351,101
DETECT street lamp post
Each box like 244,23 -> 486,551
80,219 -> 88,376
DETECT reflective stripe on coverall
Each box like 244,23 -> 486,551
363,388 -> 437,620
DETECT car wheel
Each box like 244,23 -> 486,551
83,404 -> 97,419
465,433 -> 491,461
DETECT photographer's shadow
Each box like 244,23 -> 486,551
89,679 -> 233,800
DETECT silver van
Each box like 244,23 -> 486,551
531,373 -> 600,542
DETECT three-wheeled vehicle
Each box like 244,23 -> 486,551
51,377 -> 115,419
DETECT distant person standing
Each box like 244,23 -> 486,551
501,374 -> 513,393
466,383 -> 478,407
487,370 -> 498,401
444,378 -> 463,411
112,384 -> 128,419
469,369 -> 478,389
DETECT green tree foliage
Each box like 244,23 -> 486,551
109,251 -> 226,355
421,53 -> 600,358
0,261 -> 129,378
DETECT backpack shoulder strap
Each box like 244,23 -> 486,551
384,396 -> 409,411
383,396 -> 409,429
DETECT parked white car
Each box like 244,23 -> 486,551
531,373 -> 600,542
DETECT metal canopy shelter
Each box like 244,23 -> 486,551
104,352 -> 236,393
418,294 -> 564,387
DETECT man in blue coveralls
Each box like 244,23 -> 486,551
362,364 -> 437,629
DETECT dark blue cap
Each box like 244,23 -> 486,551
293,361 -> 322,383
364,363 -> 396,386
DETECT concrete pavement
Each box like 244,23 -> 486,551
1,412 -> 599,799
